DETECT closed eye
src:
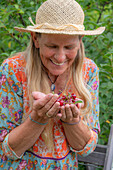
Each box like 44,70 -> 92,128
65,45 -> 75,50
46,44 -> 57,49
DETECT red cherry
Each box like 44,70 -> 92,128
68,98 -> 73,104
59,100 -> 64,106
76,103 -> 79,108
62,95 -> 67,100
71,93 -> 76,100
57,92 -> 82,106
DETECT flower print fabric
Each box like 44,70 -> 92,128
0,54 -> 99,169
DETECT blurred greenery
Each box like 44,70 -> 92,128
0,0 -> 113,157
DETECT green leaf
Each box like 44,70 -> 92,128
74,100 -> 83,104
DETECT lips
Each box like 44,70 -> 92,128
50,59 -> 66,66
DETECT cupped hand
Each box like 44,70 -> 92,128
60,100 -> 84,123
31,92 -> 60,120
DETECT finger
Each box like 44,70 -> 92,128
33,93 -> 53,110
52,102 -> 60,116
65,104 -> 73,120
71,104 -> 79,118
56,112 -> 62,119
45,101 -> 60,118
41,94 -> 59,114
60,106 -> 66,120
78,100 -> 84,109
32,91 -> 46,100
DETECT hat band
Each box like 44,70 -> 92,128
28,17 -> 85,31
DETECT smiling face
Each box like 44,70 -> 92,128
33,33 -> 81,76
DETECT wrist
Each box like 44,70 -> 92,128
29,112 -> 48,125
60,116 -> 81,125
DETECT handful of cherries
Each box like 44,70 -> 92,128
57,93 -> 83,107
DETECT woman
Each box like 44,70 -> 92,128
0,0 -> 105,169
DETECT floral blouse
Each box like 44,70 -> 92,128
0,54 -> 100,170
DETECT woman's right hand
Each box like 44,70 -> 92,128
31,92 -> 61,122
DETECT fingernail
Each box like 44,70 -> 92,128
48,93 -> 53,98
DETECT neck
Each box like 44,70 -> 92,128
51,69 -> 71,94
42,64 -> 71,93
48,74 -> 58,83
55,71 -> 71,93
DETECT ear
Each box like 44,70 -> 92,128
78,35 -> 83,49
79,35 -> 84,44
31,32 -> 39,48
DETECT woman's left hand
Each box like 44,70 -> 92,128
59,102 -> 84,123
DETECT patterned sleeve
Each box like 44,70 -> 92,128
70,59 -> 100,156
0,60 -> 24,160
86,59 -> 100,132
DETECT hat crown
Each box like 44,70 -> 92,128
36,0 -> 84,26
14,0 -> 105,35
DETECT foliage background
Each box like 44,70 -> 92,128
0,0 -> 113,146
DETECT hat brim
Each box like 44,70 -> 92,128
14,26 -> 105,35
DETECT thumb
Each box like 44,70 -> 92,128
78,100 -> 84,109
32,91 -> 46,100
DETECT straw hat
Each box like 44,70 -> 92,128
14,0 -> 105,35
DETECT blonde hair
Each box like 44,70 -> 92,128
23,35 -> 92,151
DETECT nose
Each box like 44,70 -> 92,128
54,48 -> 66,63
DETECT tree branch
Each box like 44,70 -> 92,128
18,13 -> 26,27
85,2 -> 107,49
